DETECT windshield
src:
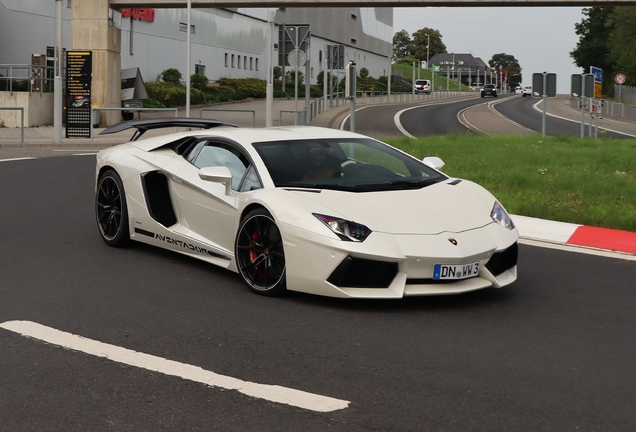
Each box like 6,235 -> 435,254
253,138 -> 447,192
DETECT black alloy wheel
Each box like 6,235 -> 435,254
96,169 -> 130,247
235,209 -> 286,296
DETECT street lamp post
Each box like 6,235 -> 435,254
426,34 -> 430,72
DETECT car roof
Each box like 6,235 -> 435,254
130,125 -> 369,152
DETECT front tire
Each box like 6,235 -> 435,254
96,169 -> 130,247
235,208 -> 286,296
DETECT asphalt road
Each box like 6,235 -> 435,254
2,155 -> 635,431
493,96 -> 632,139
339,95 -> 491,138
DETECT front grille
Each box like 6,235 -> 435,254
485,242 -> 518,276
327,257 -> 398,288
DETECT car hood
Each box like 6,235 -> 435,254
287,180 -> 496,235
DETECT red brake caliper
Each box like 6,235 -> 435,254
249,229 -> 265,277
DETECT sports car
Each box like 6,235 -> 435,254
95,118 -> 518,298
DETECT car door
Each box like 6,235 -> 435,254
169,138 -> 258,255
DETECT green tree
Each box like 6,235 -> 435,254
392,29 -> 413,60
570,6 -> 616,93
607,7 -> 636,87
411,28 -> 446,62
489,53 -> 522,87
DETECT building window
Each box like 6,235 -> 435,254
244,56 -> 247,69
231,54 -> 235,68
351,13 -> 357,19
250,57 -> 253,70
351,38 -> 357,44
195,64 -> 205,75
225,53 -> 228,67
255,58 -> 259,71
238,55 -> 241,68
179,22 -> 195,34
311,67 -> 314,78
67,0 -> 71,8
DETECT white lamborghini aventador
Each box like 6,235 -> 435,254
95,118 -> 518,298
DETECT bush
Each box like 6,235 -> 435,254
190,73 -> 209,91
216,78 -> 266,98
145,81 -> 205,107
160,68 -> 182,85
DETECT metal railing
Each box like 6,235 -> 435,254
199,108 -> 256,127
0,107 -> 25,143
0,64 -> 53,96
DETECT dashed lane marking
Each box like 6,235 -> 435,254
0,320 -> 350,413
0,157 -> 36,162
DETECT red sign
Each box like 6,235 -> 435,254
121,8 -> 155,23
615,73 -> 626,85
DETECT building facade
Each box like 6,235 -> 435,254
0,0 -> 392,86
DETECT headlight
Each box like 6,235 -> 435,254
490,201 -> 515,230
313,213 -> 372,242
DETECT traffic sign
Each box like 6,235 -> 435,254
532,72 -> 557,98
615,73 -> 626,85
288,49 -> 306,68
590,66 -> 602,98
571,74 -> 594,98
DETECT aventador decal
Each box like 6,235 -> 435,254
134,228 -> 227,259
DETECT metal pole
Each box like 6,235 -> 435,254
350,62 -> 356,132
185,0 -> 191,118
305,36 -> 310,125
54,0 -> 63,143
426,34 -> 430,73
542,72 -> 547,137
412,61 -> 415,99
387,57 -> 391,101
580,76 -> 586,139
323,44 -> 328,111
265,10 -> 275,127
294,28 -> 299,114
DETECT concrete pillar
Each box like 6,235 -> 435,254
72,0 -> 121,126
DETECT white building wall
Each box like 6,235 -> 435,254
0,1 -> 392,86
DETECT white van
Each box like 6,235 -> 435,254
414,79 -> 431,94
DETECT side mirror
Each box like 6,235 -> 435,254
423,156 -> 445,170
199,166 -> 232,195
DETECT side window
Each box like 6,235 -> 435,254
193,143 -> 249,191
239,165 -> 262,192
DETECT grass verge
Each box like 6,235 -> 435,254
384,134 -> 636,232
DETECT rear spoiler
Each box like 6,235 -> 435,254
99,117 -> 237,141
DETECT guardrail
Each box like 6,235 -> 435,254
0,107 -> 25,143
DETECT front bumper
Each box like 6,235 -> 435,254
282,223 -> 519,298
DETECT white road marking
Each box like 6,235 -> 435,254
0,157 -> 36,162
0,320 -> 350,413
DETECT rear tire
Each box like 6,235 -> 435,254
96,169 -> 130,247
235,208 -> 287,296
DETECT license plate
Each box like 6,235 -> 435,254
433,262 -> 479,280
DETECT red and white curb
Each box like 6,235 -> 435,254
513,215 -> 636,255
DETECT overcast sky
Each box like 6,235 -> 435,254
393,7 -> 585,93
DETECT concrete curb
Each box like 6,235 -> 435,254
513,215 -> 636,256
